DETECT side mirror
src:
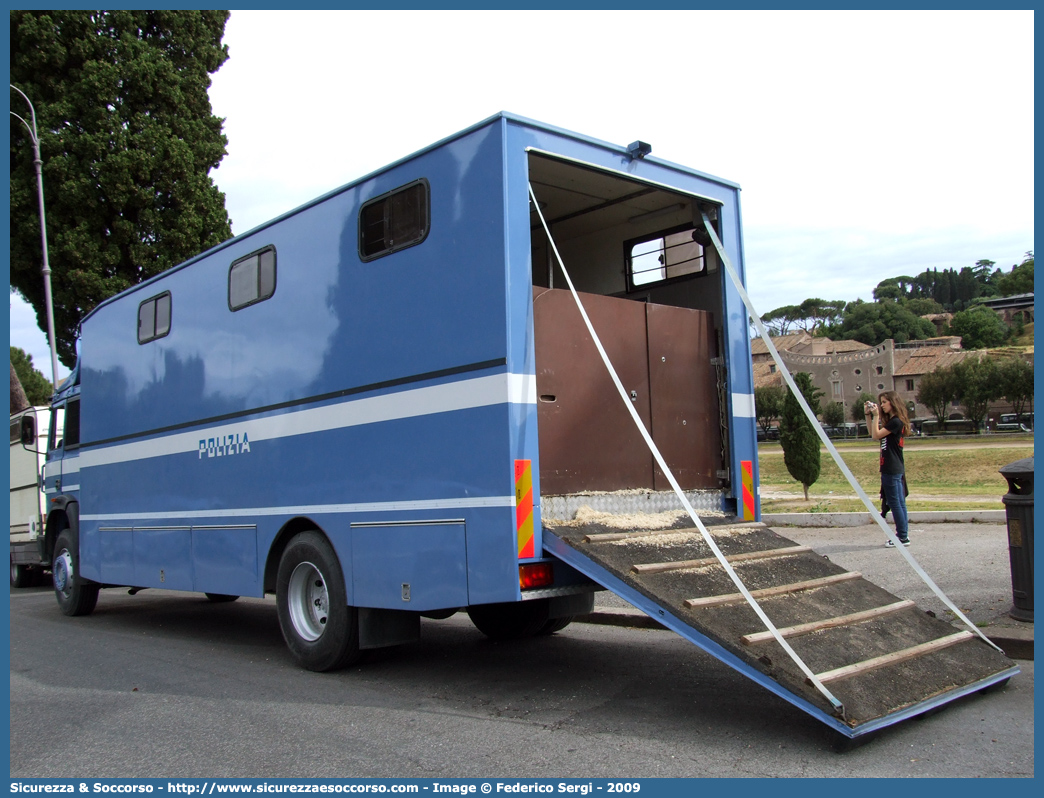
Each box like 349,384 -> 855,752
20,415 -> 36,447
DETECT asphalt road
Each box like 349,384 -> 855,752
9,583 -> 1033,779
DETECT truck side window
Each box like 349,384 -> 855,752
138,291 -> 172,343
229,246 -> 277,311
62,399 -> 80,449
48,406 -> 65,451
359,179 -> 430,261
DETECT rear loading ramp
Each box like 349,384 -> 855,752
542,517 -> 1018,738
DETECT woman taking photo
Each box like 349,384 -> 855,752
865,391 -> 911,547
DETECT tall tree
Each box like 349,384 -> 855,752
754,385 -> 786,435
949,305 -> 1008,349
996,357 -> 1034,421
872,279 -> 903,302
10,364 -> 30,416
952,356 -> 1000,433
972,259 -> 996,281
937,269 -> 951,307
10,10 -> 233,367
761,304 -> 804,336
916,367 -> 957,423
904,297 -> 944,316
997,253 -> 1034,296
10,347 -> 54,408
850,391 -> 876,427
779,372 -> 822,501
822,401 -> 846,428
797,297 -> 847,334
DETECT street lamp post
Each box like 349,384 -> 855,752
10,84 -> 61,391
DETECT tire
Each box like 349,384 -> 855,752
276,530 -> 359,672
420,608 -> 459,620
204,593 -> 239,603
467,599 -> 550,640
538,615 -> 574,635
52,529 -> 100,617
10,560 -> 30,589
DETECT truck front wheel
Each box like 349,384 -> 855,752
276,531 -> 359,672
52,530 -> 99,616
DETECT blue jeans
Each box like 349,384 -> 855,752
881,472 -> 909,539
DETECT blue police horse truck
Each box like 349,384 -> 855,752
39,113 -> 757,672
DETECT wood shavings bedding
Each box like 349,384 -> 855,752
548,505 -> 726,529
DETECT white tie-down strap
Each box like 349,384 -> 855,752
528,184 -> 847,717
697,208 -> 1001,653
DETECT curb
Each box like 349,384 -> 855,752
761,510 -> 1006,527
577,609 -> 1034,661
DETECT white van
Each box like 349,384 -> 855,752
10,406 -> 50,586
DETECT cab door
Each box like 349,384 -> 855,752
43,396 -> 80,500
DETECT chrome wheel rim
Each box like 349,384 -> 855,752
53,548 -> 73,597
287,561 -> 328,642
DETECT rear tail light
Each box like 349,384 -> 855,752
519,562 -> 554,590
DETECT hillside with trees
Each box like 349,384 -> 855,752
759,253 -> 1033,349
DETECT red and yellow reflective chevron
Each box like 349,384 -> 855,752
741,459 -> 755,521
515,459 -> 534,558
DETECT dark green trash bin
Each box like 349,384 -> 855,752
999,456 -> 1033,622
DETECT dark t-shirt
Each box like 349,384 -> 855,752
879,416 -> 905,475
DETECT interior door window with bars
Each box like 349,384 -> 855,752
628,228 -> 706,287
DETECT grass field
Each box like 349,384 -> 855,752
756,434 -> 1034,513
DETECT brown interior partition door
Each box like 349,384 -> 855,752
534,287 -> 722,495
534,287 -> 653,494
646,302 -> 722,490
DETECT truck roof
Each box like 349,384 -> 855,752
80,112 -> 741,326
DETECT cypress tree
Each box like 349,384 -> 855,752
10,11 -> 233,367
779,372 -> 823,501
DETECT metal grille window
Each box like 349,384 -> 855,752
628,227 -> 706,287
229,246 -> 277,311
138,292 -> 171,344
359,179 -> 430,261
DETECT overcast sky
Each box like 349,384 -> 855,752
10,9 -> 1034,383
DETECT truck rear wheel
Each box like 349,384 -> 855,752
52,530 -> 99,616
204,593 -> 239,603
276,531 -> 359,672
467,599 -> 550,640
538,616 -> 574,635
